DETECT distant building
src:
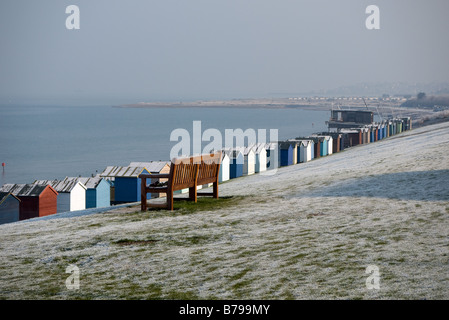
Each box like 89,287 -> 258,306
328,110 -> 374,130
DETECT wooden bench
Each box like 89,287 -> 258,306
139,152 -> 222,211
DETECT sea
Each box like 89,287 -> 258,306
0,105 -> 329,186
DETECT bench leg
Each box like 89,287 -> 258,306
141,177 -> 147,212
189,185 -> 198,203
213,181 -> 219,199
167,192 -> 174,211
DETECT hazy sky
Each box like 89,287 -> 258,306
1,0 -> 449,105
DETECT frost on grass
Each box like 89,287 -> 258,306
0,121 -> 449,299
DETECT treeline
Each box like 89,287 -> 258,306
401,93 -> 449,109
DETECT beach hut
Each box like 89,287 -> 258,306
326,136 -> 333,155
285,141 -> 299,165
265,142 -> 278,170
369,126 -> 374,142
279,142 -> 293,166
310,140 -> 315,159
100,166 -> 151,203
334,133 -> 342,152
0,183 -> 58,220
252,143 -> 267,173
77,176 -> 111,209
310,135 -> 329,157
299,140 -> 313,163
303,137 -> 322,158
242,146 -> 256,176
0,192 -> 20,225
361,128 -> 369,144
228,148 -> 244,179
340,129 -> 360,147
35,178 -> 87,213
287,139 -> 303,163
402,117 -> 412,131
219,152 -> 230,183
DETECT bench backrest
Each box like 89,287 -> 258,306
197,152 -> 222,186
170,152 -> 221,191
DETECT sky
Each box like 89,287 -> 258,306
1,0 -> 449,105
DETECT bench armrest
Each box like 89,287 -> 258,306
139,173 -> 170,179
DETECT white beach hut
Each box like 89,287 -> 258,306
299,140 -> 313,163
326,136 -> 333,155
242,146 -> 256,176
253,143 -> 267,173
219,151 -> 230,183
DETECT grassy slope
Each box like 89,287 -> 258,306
1,122 -> 448,300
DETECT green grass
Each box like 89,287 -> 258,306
144,195 -> 248,215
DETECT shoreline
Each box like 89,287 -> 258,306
118,98 -> 446,128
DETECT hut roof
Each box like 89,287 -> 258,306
0,183 -> 56,197
34,177 -> 86,193
223,148 -> 243,159
0,192 -> 20,205
243,146 -> 255,155
253,143 -> 267,154
100,166 -> 150,178
129,161 -> 170,173
77,176 -> 104,189
279,141 -> 294,149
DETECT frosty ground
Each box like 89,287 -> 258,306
1,122 -> 448,299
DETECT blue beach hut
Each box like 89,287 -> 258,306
78,176 -> 111,209
310,135 -> 328,157
265,142 -> 279,170
279,142 -> 293,166
0,192 -> 20,225
100,166 -> 151,204
227,148 -> 244,179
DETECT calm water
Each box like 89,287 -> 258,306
0,105 -> 329,185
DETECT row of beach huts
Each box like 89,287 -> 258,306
0,116 -> 412,225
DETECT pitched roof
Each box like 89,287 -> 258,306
0,192 -> 20,205
0,183 -> 54,197
128,161 -> 170,173
99,166 -> 150,178
77,176 -> 104,189
34,177 -> 86,193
